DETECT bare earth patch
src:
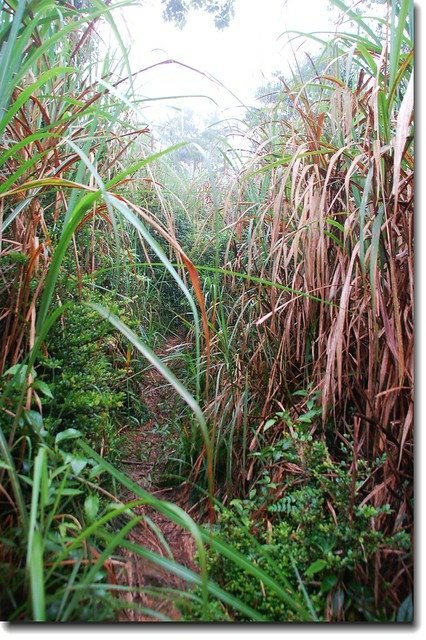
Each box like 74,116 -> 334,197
115,335 -> 197,621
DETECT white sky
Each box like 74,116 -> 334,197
106,0 -> 339,123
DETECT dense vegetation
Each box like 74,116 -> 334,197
0,0 -> 413,623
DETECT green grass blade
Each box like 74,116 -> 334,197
81,305 -> 212,498
201,532 -> 311,621
0,426 -> 28,529
0,66 -> 75,136
26,447 -> 47,621
329,0 -> 381,46
359,164 -> 374,276
389,0 -> 411,92
97,530 -> 265,621
26,447 -> 46,567
108,194 -> 202,398
77,439 -> 210,609
369,204 -> 384,318
28,530 -> 46,621
0,0 -> 27,115
62,516 -> 142,621
78,441 -> 309,621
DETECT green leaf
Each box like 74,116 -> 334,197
297,409 -> 320,424
64,453 -> 88,476
32,380 -> 53,399
84,495 -> 100,522
263,418 -> 276,432
78,441 -> 274,620
389,0 -> 411,94
325,217 -> 345,233
60,489 -> 84,497
3,363 -> 26,377
55,428 -> 83,445
305,559 -> 327,578
3,363 -> 36,384
320,575 -> 338,593
396,594 -> 413,622
24,410 -> 47,436
88,463 -> 105,479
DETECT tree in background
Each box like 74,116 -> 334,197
161,0 -> 235,29
154,108 -> 228,173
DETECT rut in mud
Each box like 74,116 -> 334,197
116,334 -> 197,621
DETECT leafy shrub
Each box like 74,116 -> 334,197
181,423 -> 411,622
38,294 -> 143,462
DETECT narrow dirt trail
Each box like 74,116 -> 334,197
116,334 -> 197,621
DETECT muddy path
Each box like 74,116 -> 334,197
116,334 -> 198,622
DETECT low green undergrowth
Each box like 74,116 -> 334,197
39,298 -> 131,463
180,424 -> 411,622
0,287 -> 148,469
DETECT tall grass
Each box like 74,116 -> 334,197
157,0 -> 413,611
0,0 -> 413,622
0,0 -> 313,622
